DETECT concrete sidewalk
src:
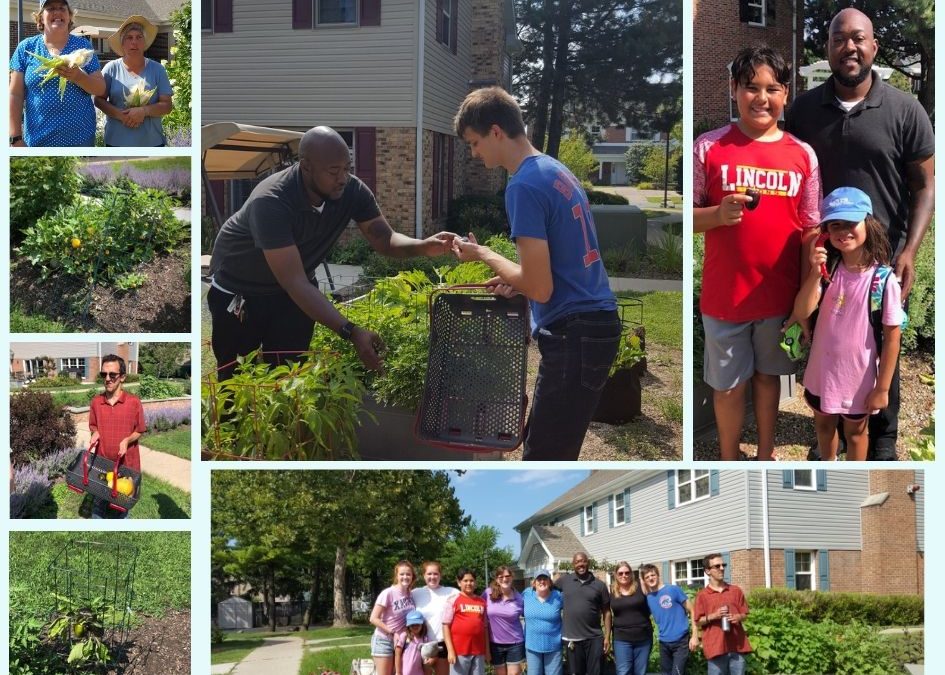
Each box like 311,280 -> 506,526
73,422 -> 191,493
229,636 -> 305,675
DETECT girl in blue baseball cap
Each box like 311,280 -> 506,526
396,610 -> 435,675
791,186 -> 906,460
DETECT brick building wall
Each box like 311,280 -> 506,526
731,547 -> 866,594
375,127 -> 417,236
692,0 -> 801,130
827,550 -> 863,593
862,471 -> 921,595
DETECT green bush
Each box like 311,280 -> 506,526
137,375 -> 185,400
557,134 -> 598,183
19,181 -> 188,287
10,391 -> 76,467
447,194 -> 508,236
642,143 -> 682,188
10,157 -> 81,242
624,144 -> 652,186
901,221 -> 934,351
745,605 -> 836,674
163,1 -> 192,137
649,232 -> 683,274
585,189 -> 629,205
28,375 -> 78,389
748,588 -> 923,626
327,237 -> 374,265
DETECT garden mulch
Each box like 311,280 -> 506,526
503,342 -> 683,461
11,250 -> 190,333
110,609 -> 191,675
693,350 -> 934,461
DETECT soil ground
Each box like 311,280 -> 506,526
693,350 -> 934,461
109,609 -> 191,675
11,250 -> 190,332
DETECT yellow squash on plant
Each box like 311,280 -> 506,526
26,48 -> 94,101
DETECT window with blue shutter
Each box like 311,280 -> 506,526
624,488 -> 631,524
710,470 -> 720,496
666,471 -> 675,509
785,549 -> 796,589
818,550 -> 830,591
816,470 -> 827,491
722,552 -> 731,583
782,470 -> 794,489
592,502 -> 598,533
608,495 -> 614,528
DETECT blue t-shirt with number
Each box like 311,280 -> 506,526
505,154 -> 615,334
10,34 -> 100,147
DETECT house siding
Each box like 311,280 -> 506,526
11,343 -> 103,359
541,472 -> 749,566
915,471 -> 924,553
755,471 -> 867,550
202,0 -> 419,127
423,0 -> 472,135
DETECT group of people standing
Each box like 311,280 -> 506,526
369,553 -> 752,675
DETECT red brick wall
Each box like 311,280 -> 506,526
692,0 -> 802,130
862,471 -> 921,595
375,127 -> 417,237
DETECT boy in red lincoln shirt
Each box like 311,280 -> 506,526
694,45 -> 821,460
88,354 -> 146,519
442,568 -> 490,675
693,554 -> 751,675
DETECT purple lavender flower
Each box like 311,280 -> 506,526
11,464 -> 52,519
145,404 -> 191,432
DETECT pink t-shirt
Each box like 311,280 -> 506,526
374,586 -> 416,640
803,263 -> 904,414
395,631 -> 430,675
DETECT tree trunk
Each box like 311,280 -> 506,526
332,543 -> 351,627
919,50 -> 933,119
303,562 -> 321,629
530,0 -> 556,151
546,1 -> 572,158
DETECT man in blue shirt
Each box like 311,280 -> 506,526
452,87 -> 620,461
641,565 -> 698,675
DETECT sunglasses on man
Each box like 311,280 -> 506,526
100,372 -> 123,380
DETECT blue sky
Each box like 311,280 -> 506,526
449,470 -> 590,558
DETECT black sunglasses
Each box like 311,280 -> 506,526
99,372 -> 122,380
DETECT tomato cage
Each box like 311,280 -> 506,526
46,539 -> 138,667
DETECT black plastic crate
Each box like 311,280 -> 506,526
64,446 -> 141,514
416,287 -> 529,451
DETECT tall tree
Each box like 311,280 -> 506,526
438,522 -> 516,584
138,342 -> 189,378
804,0 -> 934,117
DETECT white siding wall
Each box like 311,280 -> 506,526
915,471 -> 924,553
11,343 -> 98,359
202,0 -> 419,127
749,471 -> 868,550
422,0 -> 472,135
550,472 -> 750,567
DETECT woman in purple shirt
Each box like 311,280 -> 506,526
483,566 -> 525,675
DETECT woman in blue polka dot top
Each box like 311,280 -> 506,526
9,0 -> 106,147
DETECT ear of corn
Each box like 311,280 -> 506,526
26,48 -> 94,101
124,79 -> 157,108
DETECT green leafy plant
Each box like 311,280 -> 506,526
162,1 -> 192,138
44,594 -> 122,669
10,157 -> 81,242
610,326 -> 645,376
648,232 -> 683,274
114,272 -> 148,291
137,375 -> 185,400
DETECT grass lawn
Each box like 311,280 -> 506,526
144,426 -> 192,459
47,473 -> 191,519
10,530 -> 190,621
211,636 -> 270,665
300,645 -> 370,675
10,304 -> 68,332
211,624 -> 373,667
617,290 -> 682,350
125,156 -> 191,172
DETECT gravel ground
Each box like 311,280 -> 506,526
503,342 -> 683,461
693,351 -> 934,461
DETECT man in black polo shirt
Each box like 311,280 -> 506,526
785,7 -> 935,460
556,552 -> 611,675
209,126 -> 457,379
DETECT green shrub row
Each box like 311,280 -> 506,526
748,587 -> 923,626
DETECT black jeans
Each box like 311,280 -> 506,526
867,353 -> 900,460
523,310 -> 621,461
658,637 -> 690,675
566,636 -> 604,675
207,286 -> 315,380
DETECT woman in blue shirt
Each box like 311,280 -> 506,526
95,15 -> 173,147
9,0 -> 105,147
522,570 -> 563,675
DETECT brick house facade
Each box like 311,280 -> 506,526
693,0 -> 802,130
10,342 -> 139,383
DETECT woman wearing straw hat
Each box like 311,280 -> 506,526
95,14 -> 173,147
9,0 -> 105,147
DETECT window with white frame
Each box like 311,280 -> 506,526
318,0 -> 357,26
583,505 -> 594,533
676,469 -> 710,506
794,551 -> 814,590
673,558 -> 705,588
613,492 -> 627,526
793,470 -> 815,491
745,0 -> 765,26
438,0 -> 453,48
60,357 -> 86,377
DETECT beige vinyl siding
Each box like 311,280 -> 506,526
550,472 -> 749,567
202,0 -> 419,127
10,343 -> 100,359
915,470 -> 924,552
750,470 -> 867,550
422,0 -> 472,135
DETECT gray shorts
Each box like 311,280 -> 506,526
451,655 -> 485,675
702,314 -> 796,391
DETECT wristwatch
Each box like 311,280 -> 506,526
9,135 -> 22,145
338,321 -> 356,341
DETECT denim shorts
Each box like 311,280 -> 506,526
371,633 -> 395,657
490,641 -> 526,665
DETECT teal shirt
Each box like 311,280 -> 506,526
102,58 -> 172,147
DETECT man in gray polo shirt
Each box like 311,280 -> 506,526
785,8 -> 934,460
556,552 -> 611,675
209,126 -> 457,379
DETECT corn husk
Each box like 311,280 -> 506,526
124,79 -> 157,108
26,48 -> 94,101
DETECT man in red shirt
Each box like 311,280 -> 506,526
88,354 -> 146,519
693,554 -> 751,675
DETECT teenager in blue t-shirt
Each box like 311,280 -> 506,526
452,86 -> 620,461
640,565 -> 698,675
